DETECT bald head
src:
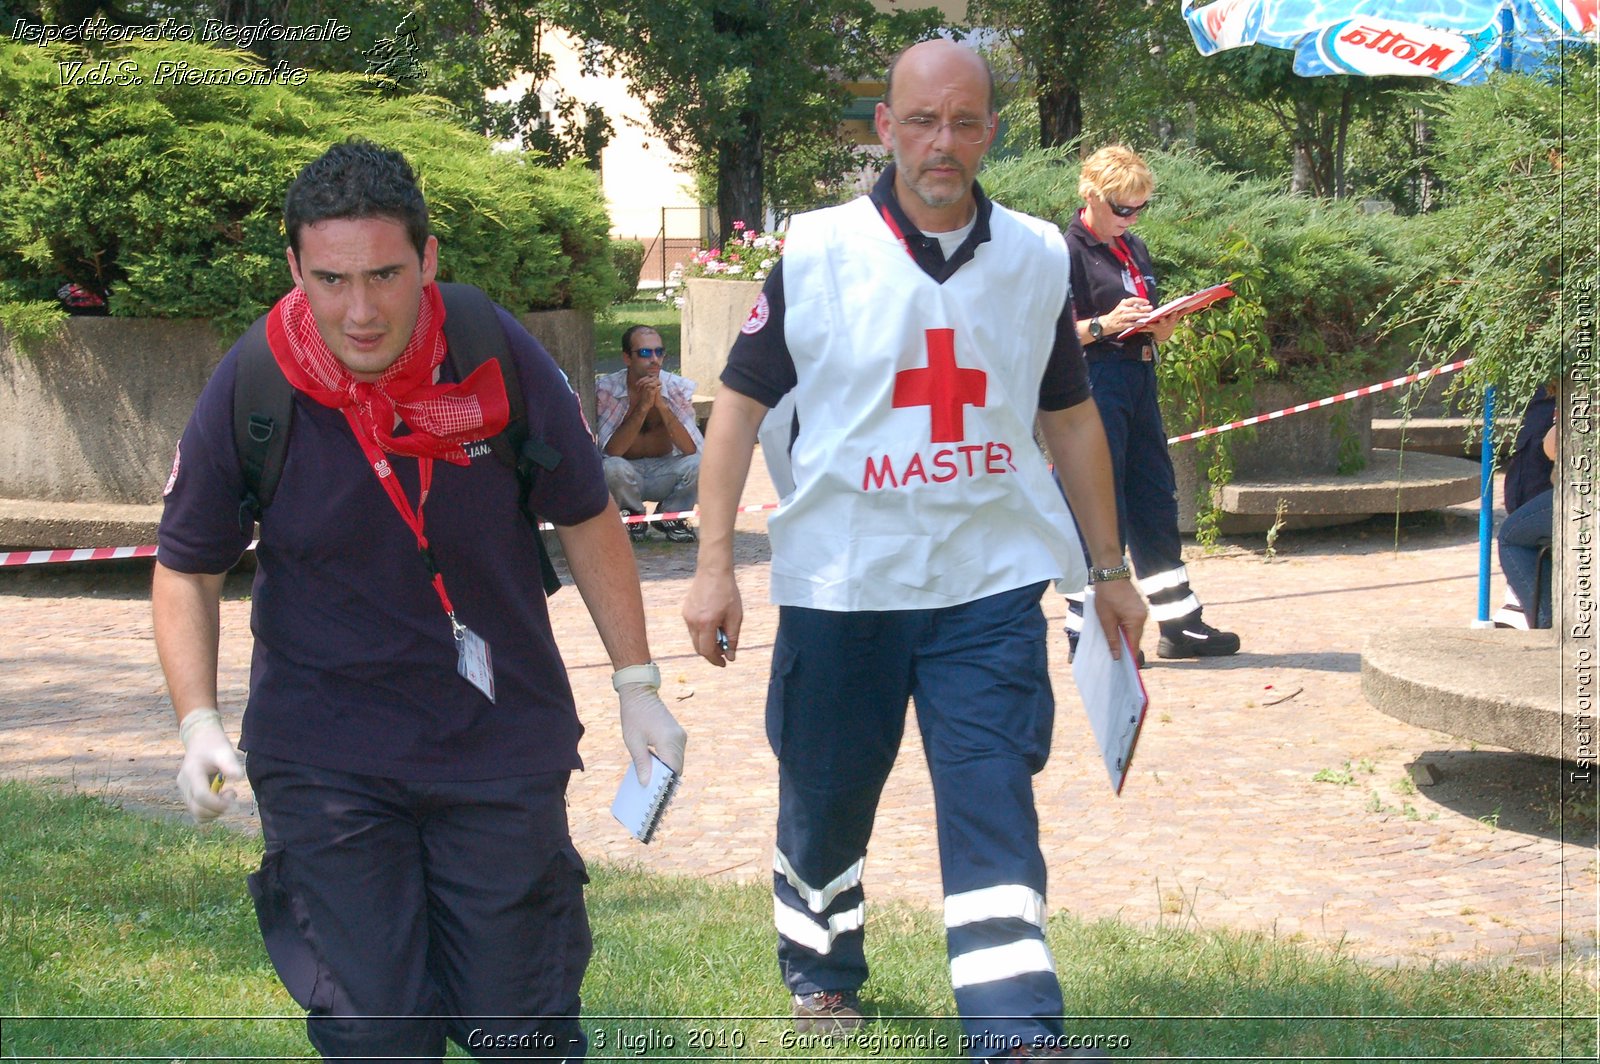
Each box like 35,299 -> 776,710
886,39 -> 995,116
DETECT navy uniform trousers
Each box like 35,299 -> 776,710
1063,358 -> 1202,634
247,753 -> 591,1063
767,581 -> 1066,1058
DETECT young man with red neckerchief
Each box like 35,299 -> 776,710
153,140 -> 686,1061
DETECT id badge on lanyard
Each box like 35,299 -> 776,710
344,410 -> 496,702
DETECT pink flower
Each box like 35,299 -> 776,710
732,220 -> 747,231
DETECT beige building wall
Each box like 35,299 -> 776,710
493,5 -> 971,251
492,27 -> 702,246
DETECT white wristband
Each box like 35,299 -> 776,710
611,663 -> 661,691
178,707 -> 223,748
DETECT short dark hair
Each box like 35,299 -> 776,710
284,139 -> 431,259
621,324 -> 659,355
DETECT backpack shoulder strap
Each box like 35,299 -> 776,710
232,311 -> 293,534
438,282 -> 564,597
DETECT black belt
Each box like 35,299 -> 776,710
1084,340 -> 1155,364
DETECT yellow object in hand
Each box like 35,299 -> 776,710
210,773 -> 224,794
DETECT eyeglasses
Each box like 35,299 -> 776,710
885,106 -> 993,145
1107,198 -> 1151,218
631,347 -> 665,360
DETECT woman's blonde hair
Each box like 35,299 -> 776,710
1078,145 -> 1154,206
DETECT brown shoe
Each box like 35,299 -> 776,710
791,989 -> 864,1036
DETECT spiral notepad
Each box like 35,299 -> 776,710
610,754 -> 680,844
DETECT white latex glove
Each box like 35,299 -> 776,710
613,665 -> 687,784
176,708 -> 245,824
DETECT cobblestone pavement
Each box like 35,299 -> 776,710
1,456 -> 1595,973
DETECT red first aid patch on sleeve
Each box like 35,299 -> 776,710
740,292 -> 770,335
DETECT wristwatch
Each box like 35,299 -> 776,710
1089,559 -> 1132,583
1088,316 -> 1104,340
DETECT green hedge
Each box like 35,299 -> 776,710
982,147 -> 1420,381
609,238 -> 647,302
0,39 -> 616,338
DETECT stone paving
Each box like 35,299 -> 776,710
1,454 -> 1595,974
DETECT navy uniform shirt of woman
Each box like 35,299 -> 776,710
1061,144 -> 1240,660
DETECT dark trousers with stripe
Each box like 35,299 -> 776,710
246,754 -> 591,1062
1065,359 -> 1202,632
767,583 -> 1066,1058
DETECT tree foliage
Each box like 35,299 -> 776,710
982,147 -> 1418,376
4,0 -> 612,164
968,0 -> 1129,151
1383,57 -> 1598,413
975,0 -> 1417,198
551,0 -> 942,245
0,37 -> 617,335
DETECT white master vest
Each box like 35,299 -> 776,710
767,194 -> 1088,611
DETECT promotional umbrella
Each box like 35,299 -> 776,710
1181,0 -> 1595,622
1183,0 -> 1597,84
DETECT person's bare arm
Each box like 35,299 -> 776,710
682,387 -> 768,665
658,390 -> 699,456
152,561 -> 243,821
556,502 -> 687,775
152,561 -> 226,723
555,502 -> 653,668
602,377 -> 659,457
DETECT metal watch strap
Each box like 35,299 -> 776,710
611,662 -> 662,691
1089,561 -> 1132,583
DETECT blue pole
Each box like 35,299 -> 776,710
1476,386 -> 1496,625
1497,5 -> 1514,73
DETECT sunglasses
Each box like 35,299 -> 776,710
631,347 -> 666,360
1107,198 -> 1150,218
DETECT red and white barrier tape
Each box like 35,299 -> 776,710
607,501 -> 778,530
1166,358 -> 1471,445
0,544 -> 159,567
0,360 -> 1473,567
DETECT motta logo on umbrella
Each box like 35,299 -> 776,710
1319,16 -> 1490,79
1548,0 -> 1597,36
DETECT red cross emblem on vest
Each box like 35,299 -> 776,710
892,328 -> 986,443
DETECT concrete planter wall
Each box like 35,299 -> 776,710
680,277 -> 763,400
0,308 -> 594,514
1171,381 -> 1374,534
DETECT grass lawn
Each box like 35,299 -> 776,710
2,780 -> 1592,1060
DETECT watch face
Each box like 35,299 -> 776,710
1089,319 -> 1103,339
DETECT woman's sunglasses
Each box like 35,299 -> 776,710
1107,198 -> 1150,218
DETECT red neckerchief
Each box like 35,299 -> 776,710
1080,209 -> 1150,303
265,282 -> 509,465
266,282 -> 509,627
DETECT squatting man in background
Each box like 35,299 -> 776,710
683,39 -> 1144,1063
595,325 -> 703,542
153,139 -> 686,1061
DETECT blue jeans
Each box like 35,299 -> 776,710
601,452 -> 699,514
1499,488 -> 1553,629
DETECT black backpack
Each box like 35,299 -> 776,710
232,282 -> 564,596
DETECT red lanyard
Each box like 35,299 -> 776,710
1081,211 -> 1149,302
342,409 -> 460,626
878,203 -> 915,260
